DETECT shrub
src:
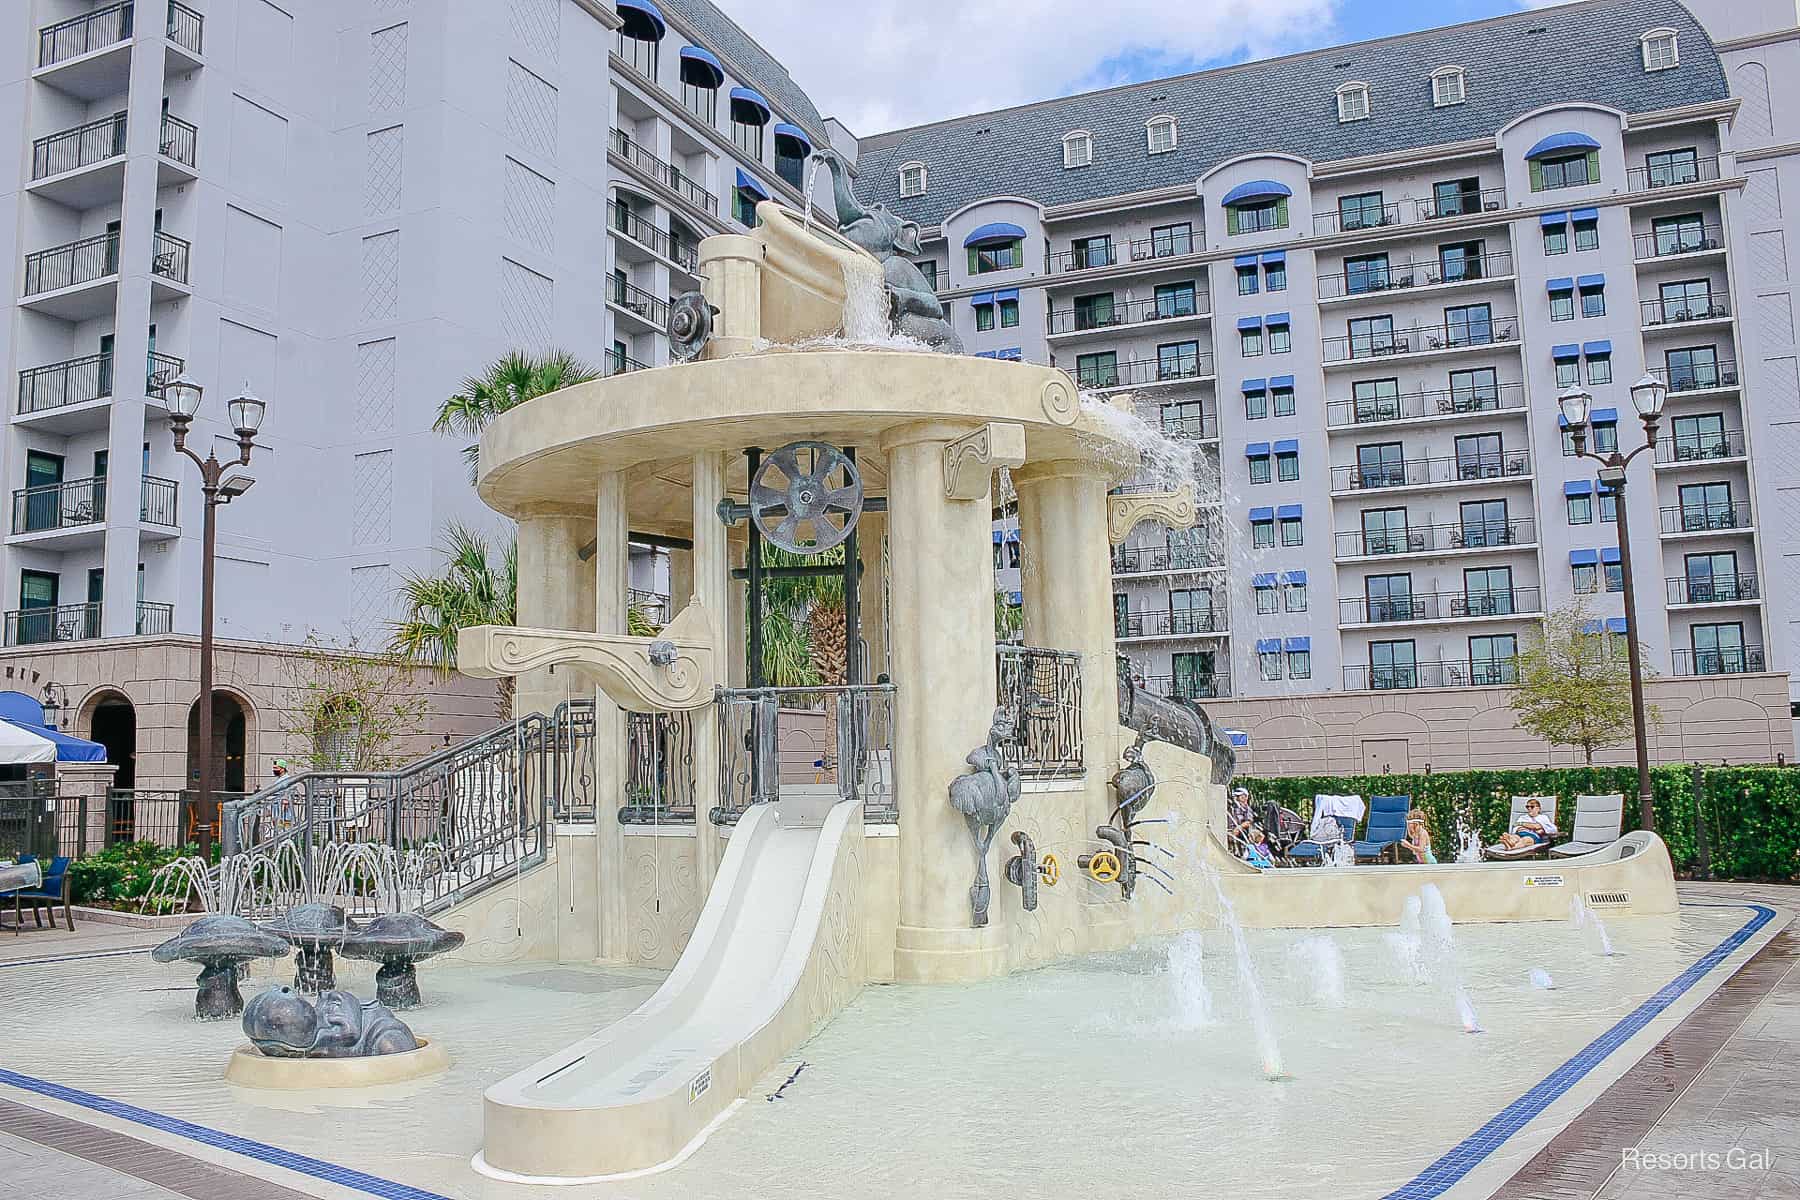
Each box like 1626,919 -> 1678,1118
67,840 -> 197,909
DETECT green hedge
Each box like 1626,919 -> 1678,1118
1241,765 -> 1800,881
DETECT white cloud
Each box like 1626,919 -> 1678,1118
718,0 -> 1343,134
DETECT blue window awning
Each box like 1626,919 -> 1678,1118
1237,316 -> 1263,331
1571,207 -> 1600,222
1273,438 -> 1299,454
1268,374 -> 1295,389
1578,273 -> 1605,289
1283,569 -> 1307,585
729,86 -> 772,125
1266,311 -> 1291,325
1526,131 -> 1601,160
1284,636 -> 1311,652
994,288 -> 1020,302
1546,277 -> 1574,292
1582,618 -> 1605,634
772,122 -> 812,156
1221,179 -> 1292,206
1009,590 -> 1023,606
1226,729 -> 1250,748
1601,547 -> 1621,564
1583,340 -> 1612,356
678,45 -> 724,88
618,0 -> 667,40
1256,638 -> 1282,653
1565,480 -> 1593,496
1245,441 -> 1271,457
1233,254 -> 1259,267
964,221 -> 1025,247
1241,377 -> 1267,393
1005,527 -> 1020,542
1277,503 -> 1303,519
1248,506 -> 1274,522
970,292 -> 995,307
1570,549 -> 1599,565
1552,343 -> 1581,359
1252,572 -> 1277,588
992,529 -> 1004,544
1591,407 -> 1618,423
996,347 -> 1022,361
1606,617 -> 1628,634
1540,211 -> 1569,227
1261,250 -> 1286,265
735,168 -> 769,200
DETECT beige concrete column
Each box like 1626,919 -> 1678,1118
880,422 -> 1005,982
856,511 -> 889,682
689,452 -> 730,886
514,508 -> 595,720
666,550 -> 693,624
592,473 -> 630,962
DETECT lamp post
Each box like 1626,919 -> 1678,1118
39,681 -> 67,731
164,373 -> 264,858
1559,375 -> 1666,833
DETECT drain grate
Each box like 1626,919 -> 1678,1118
1588,891 -> 1630,906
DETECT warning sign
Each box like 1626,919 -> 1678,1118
1522,874 -> 1565,888
689,1067 -> 712,1103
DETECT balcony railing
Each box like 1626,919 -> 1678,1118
12,477 -> 105,534
1075,353 -> 1213,390
1046,245 -> 1119,273
1415,187 -> 1507,221
1318,251 -> 1512,300
151,231 -> 190,284
4,603 -> 102,646
1322,317 -> 1518,362
1127,232 -> 1200,262
1160,411 -> 1216,440
607,201 -> 699,272
1047,293 -> 1210,334
1339,586 -> 1540,626
1334,517 -> 1534,559
607,277 -> 669,328
604,351 -> 651,378
1314,201 -> 1403,235
166,1 -> 203,55
140,475 -> 178,525
159,112 -> 198,167
1634,224 -> 1723,260
1655,430 -> 1745,464
1131,672 -> 1230,700
1647,361 -> 1738,393
24,232 -> 119,295
19,353 -> 110,414
1662,501 -> 1752,534
1672,646 -> 1765,676
1626,156 -> 1721,193
1331,449 -> 1531,492
136,600 -> 173,634
1667,574 -> 1757,605
38,2 -> 133,68
609,128 -> 717,215
146,350 -> 183,397
1641,295 -> 1729,326
995,645 -> 1084,778
1111,543 -> 1223,574
1115,607 -> 1223,638
31,114 -> 127,180
1345,658 -> 1519,691
1325,382 -> 1524,428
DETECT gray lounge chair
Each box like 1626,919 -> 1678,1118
1485,795 -> 1558,860
1549,794 -> 1625,857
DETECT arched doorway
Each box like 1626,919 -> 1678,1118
87,691 -> 136,789
186,692 -> 249,796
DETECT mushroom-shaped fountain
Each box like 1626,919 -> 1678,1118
152,915 -> 292,1019
261,902 -> 350,994
339,912 -> 465,1010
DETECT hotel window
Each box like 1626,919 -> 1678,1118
1228,197 -> 1287,235
1605,558 -> 1624,592
898,162 -> 926,197
1158,340 -> 1201,380
1236,264 -> 1259,295
1665,345 -> 1723,391
998,297 -> 1019,327
1587,352 -> 1613,385
970,238 -> 1023,274
1433,177 -> 1482,218
1339,191 -> 1388,231
1272,383 -> 1296,417
1567,491 -> 1594,525
1162,399 -> 1206,438
1345,253 -> 1390,295
916,260 -> 938,290
1074,293 -> 1114,330
1276,449 -> 1299,482
1063,130 -> 1093,169
1150,222 -> 1193,257
1653,213 -> 1707,255
1349,315 -> 1396,358
1670,413 -> 1728,460
1267,317 -> 1292,355
1685,551 -> 1740,603
1248,450 -> 1272,484
732,117 -> 765,158
1641,28 -> 1678,72
1555,357 -> 1580,389
1240,325 -> 1264,357
974,300 -> 996,331
1370,640 -> 1418,690
1461,499 -> 1508,547
1469,635 -> 1518,685
1264,257 -> 1287,291
1450,367 -> 1499,411
1260,649 -> 1283,681
1691,624 -> 1750,675
1572,560 -> 1598,592
1533,152 -> 1599,192
1431,66 -> 1466,108
1439,240 -> 1484,282
1543,221 -> 1569,255
1075,351 -> 1118,389
1573,215 -> 1599,252
734,186 -> 761,226
1072,235 -> 1114,270
1353,378 -> 1400,423
1549,284 -> 1575,322
1357,441 -> 1404,489
1464,566 -> 1515,615
1245,387 -> 1268,420
1255,580 -> 1279,614
1444,303 -> 1493,346
1599,485 -> 1619,523
1646,148 -> 1699,188
1336,82 -> 1371,123
1285,580 -> 1307,612
1279,514 -> 1304,546
1580,280 -> 1606,317
1287,649 -> 1312,679
1363,507 -> 1409,555
1146,116 -> 1178,156
1154,281 -> 1197,318
1251,515 -> 1275,547
1658,278 -> 1716,322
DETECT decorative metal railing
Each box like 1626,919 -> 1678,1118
1626,156 -> 1721,193
19,352 -> 112,413
4,602 -> 101,646
623,709 -> 696,823
12,476 -> 105,534
1330,449 -> 1532,492
151,231 -> 190,284
1075,353 -> 1213,389
1672,647 -> 1765,676
1317,250 -> 1512,299
1648,361 -> 1737,392
1344,659 -> 1519,690
159,112 -> 198,166
1322,316 -> 1519,362
24,232 -> 119,295
609,128 -> 717,214
1325,382 -> 1525,427
996,646 -> 1084,778
140,475 -> 179,525
608,277 -> 670,329
1661,501 -> 1753,534
714,685 -> 897,825
1641,294 -> 1730,326
607,200 -> 699,272
1131,671 -> 1230,700
1633,224 -> 1723,260
1666,574 -> 1757,605
1339,586 -> 1541,626
32,114 -> 128,179
1047,293 -> 1210,334
38,2 -> 133,68
136,599 -> 173,633
1334,518 -> 1534,558
166,1 -> 204,54
1655,430 -> 1745,464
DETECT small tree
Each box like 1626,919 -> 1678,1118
390,524 -> 517,716
281,636 -> 431,772
1509,600 -> 1657,764
435,350 -> 599,482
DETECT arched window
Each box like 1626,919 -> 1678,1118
1063,130 -> 1092,170
898,161 -> 926,198
1431,66 -> 1466,108
1146,115 -> 1177,155
614,0 -> 665,78
1336,82 -> 1370,124
1641,27 -> 1678,72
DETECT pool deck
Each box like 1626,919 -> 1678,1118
1,883 -> 1794,1200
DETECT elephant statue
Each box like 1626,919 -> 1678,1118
949,707 -> 1022,926
816,149 -> 962,353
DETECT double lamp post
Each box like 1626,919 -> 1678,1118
1557,372 -> 1667,835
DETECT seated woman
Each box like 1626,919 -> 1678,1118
1401,808 -> 1436,864
1227,787 -> 1256,852
1494,797 -> 1558,851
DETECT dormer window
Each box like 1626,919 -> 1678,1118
899,161 -> 926,198
1431,66 -> 1466,108
1642,28 -> 1678,71
1336,82 -> 1370,123
1063,130 -> 1093,170
1146,116 -> 1177,156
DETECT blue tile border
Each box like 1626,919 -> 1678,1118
1382,901 -> 1776,1199
0,902 -> 1775,1200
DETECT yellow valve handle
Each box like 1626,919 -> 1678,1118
1039,853 -> 1060,886
1087,850 -> 1121,883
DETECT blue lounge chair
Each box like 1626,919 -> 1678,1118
12,855 -> 72,931
1288,815 -> 1357,864
1354,795 -> 1411,862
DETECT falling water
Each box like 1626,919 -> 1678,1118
1529,967 -> 1556,990
1385,894 -> 1429,983
1200,863 -> 1284,1078
1455,820 -> 1484,864
1289,935 -> 1347,1007
840,262 -> 892,344
1165,930 -> 1213,1028
1569,895 -> 1616,956
1416,884 -> 1482,1031
800,153 -> 823,237
1454,987 -> 1484,1034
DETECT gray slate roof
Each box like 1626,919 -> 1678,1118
660,0 -> 829,144
854,0 -> 1726,227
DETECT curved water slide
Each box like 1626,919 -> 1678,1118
475,795 -> 868,1182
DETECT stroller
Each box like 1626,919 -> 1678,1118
1258,800 -> 1307,865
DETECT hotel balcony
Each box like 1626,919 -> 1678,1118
1653,430 -> 1746,469
1343,658 -> 1518,691
8,475 -> 178,544
26,111 -> 198,209
607,201 -> 700,275
1659,500 -> 1753,538
607,277 -> 670,335
608,128 -> 718,216
1646,361 -> 1738,396
1321,316 -> 1518,367
2,600 -> 173,646
1329,449 -> 1532,496
604,350 -> 652,378
1338,586 -> 1541,629
16,350 -> 183,433
1046,293 -> 1211,340
34,3 -> 133,97
1045,232 -> 1202,276
1666,574 -> 1758,608
1159,409 -> 1216,442
1115,606 -> 1227,642
1671,646 -> 1765,677
20,230 -> 191,320
1075,352 -> 1213,392
1111,542 -> 1225,576
1316,251 -> 1513,302
1633,224 -> 1724,264
1311,186 -> 1508,237
1626,156 -> 1722,195
1333,517 -> 1536,562
1640,295 -> 1731,332
1325,382 -> 1525,431
1131,672 -> 1230,701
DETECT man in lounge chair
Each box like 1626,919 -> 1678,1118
1493,797 -> 1557,851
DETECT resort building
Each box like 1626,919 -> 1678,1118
863,0 -> 1800,770
0,0 -> 837,790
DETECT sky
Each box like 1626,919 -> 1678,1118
721,0 -> 1576,135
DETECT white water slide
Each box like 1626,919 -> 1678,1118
474,794 -> 865,1182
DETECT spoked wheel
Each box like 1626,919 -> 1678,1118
749,441 -> 864,555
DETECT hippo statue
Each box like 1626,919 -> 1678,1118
242,985 -> 420,1059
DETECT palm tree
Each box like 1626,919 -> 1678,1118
435,350 -> 599,481
756,544 -> 846,687
390,524 -> 518,713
